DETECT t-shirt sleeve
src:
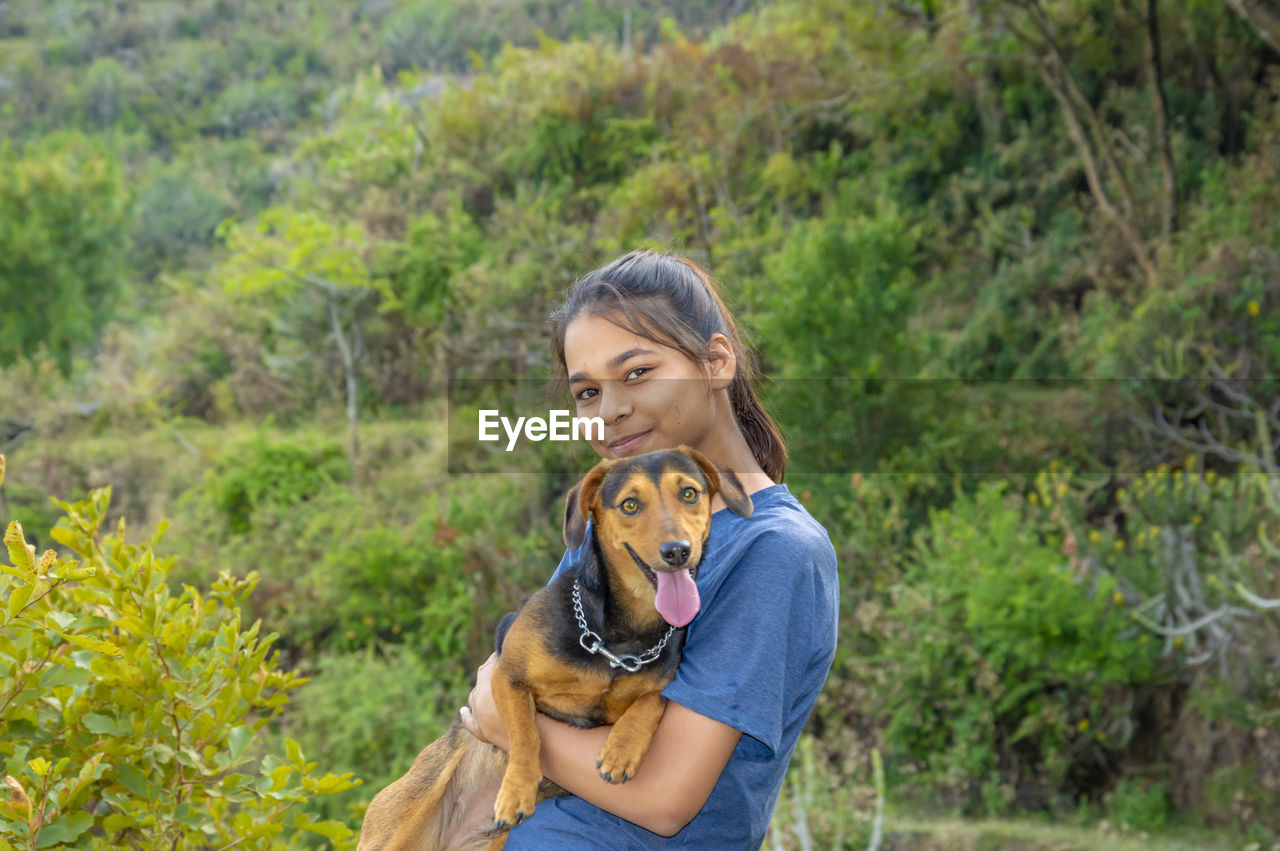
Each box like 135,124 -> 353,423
660,526 -> 835,758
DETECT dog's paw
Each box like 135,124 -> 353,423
595,744 -> 644,785
493,781 -> 538,829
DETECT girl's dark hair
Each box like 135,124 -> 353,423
549,249 -> 788,482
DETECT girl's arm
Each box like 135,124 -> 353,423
461,654 -> 741,837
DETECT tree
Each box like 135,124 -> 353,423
0,138 -> 132,373
217,208 -> 389,480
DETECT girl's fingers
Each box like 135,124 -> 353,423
460,705 -> 487,742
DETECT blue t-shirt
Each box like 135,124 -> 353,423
505,483 -> 840,849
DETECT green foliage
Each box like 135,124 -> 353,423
0,472 -> 359,848
0,137 -> 132,373
279,643 -> 470,828
131,171 -> 233,276
188,432 -> 349,535
4,0 -> 1280,837
754,193 -> 925,474
295,510 -> 475,655
380,206 -> 485,327
1103,777 -> 1173,834
870,480 -> 1161,810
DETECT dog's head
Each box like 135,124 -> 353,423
562,446 -> 753,627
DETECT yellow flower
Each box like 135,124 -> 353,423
1206,470 -> 1217,484
1089,530 -> 1101,546
1113,592 -> 1125,605
1192,514 -> 1203,525
1114,539 -> 1124,552
1077,719 -> 1090,732
1116,489 -> 1128,502
1139,635 -> 1149,643
1174,635 -> 1184,647
1136,531 -> 1146,546
1029,492 -> 1039,505
1248,299 -> 1260,316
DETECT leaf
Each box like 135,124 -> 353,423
48,527 -> 78,550
294,816 -> 354,841
35,811 -> 92,847
8,580 -> 33,620
83,713 -> 124,736
227,725 -> 253,762
48,630 -> 124,658
46,612 -> 76,630
114,763 -> 148,797
4,522 -> 35,573
284,737 -> 303,766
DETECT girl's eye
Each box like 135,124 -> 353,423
621,497 -> 639,514
574,387 -> 598,402
681,487 -> 698,503
625,366 -> 650,381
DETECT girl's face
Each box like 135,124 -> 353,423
563,312 -> 732,461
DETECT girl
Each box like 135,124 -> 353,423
459,250 -> 839,848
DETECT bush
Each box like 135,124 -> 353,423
869,479 -> 1162,812
295,508 -> 476,654
0,456 -> 359,848
188,432 -> 350,535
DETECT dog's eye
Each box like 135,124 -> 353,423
681,487 -> 698,503
621,497 -> 639,514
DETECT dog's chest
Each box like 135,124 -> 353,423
526,656 -> 669,727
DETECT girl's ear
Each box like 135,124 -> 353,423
706,333 -> 736,391
682,446 -> 754,519
563,463 -> 610,549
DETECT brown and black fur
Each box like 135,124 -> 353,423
357,446 -> 753,850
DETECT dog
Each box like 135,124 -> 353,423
356,446 -> 753,850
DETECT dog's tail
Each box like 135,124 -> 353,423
358,714 -> 508,851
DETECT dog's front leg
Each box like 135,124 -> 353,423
596,691 -> 667,784
491,673 -> 541,828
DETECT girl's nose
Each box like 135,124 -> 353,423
598,384 -> 631,423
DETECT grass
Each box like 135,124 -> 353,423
881,813 -> 1249,851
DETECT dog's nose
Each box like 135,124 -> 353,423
660,540 -> 691,567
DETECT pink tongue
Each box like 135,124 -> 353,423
654,570 -> 700,627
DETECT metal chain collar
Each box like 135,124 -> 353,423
572,580 -> 674,673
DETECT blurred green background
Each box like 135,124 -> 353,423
2,0 -> 1279,847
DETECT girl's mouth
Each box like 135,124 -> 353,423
608,429 -> 651,455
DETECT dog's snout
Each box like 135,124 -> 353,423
660,540 -> 691,567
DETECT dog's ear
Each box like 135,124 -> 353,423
682,446 -> 754,519
563,464 -> 609,549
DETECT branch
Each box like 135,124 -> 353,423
1024,0 -> 1139,219
1144,0 -> 1178,235
1003,2 -> 1156,284
1225,0 -> 1280,52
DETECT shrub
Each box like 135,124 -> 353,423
188,432 -> 350,535
870,479 -> 1162,812
0,456 -> 359,848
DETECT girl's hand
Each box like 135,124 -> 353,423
460,652 -> 509,751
